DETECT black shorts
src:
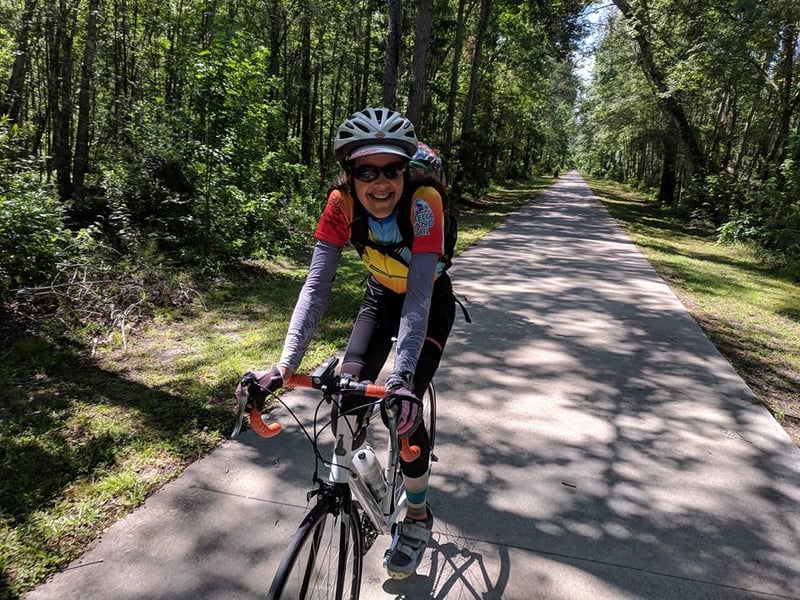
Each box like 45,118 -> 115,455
341,273 -> 456,476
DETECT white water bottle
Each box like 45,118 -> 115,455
352,445 -> 388,501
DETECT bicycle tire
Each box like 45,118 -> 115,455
423,381 -> 437,454
267,494 -> 363,600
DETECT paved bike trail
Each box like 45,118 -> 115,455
25,171 -> 800,600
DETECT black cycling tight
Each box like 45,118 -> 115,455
341,274 -> 455,478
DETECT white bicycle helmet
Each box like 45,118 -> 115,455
334,107 -> 418,163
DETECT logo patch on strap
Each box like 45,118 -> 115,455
413,198 -> 434,237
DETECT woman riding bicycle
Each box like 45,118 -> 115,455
238,107 -> 456,579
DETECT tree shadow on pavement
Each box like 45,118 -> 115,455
419,173 -> 800,599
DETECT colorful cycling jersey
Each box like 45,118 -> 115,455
315,186 -> 446,293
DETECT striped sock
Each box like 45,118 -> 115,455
403,473 -> 429,520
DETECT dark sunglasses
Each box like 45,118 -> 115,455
350,161 -> 407,183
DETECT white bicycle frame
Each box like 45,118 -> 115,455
329,405 -> 406,537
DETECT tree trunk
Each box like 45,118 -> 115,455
766,21 -> 797,176
299,6 -> 313,165
721,96 -> 737,170
358,1 -> 372,110
322,33 -> 345,182
442,0 -> 467,156
72,0 -> 100,201
48,0 -> 79,203
268,0 -> 284,81
2,0 -> 38,124
407,0 -> 432,128
461,0 -> 490,135
612,0 -> 706,176
658,132 -> 678,206
164,0 -> 186,109
707,89 -> 728,169
112,0 -> 129,134
734,51 -> 769,175
383,0 -> 402,109
442,0 -> 466,166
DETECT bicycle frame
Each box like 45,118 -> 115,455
234,357 -> 414,533
235,356 -> 435,598
331,394 -> 406,538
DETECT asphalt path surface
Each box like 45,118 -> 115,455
25,171 -> 800,599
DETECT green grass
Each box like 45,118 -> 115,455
585,176 -> 800,444
0,177 -> 547,599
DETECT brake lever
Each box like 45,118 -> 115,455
232,373 -> 260,438
231,387 -> 250,438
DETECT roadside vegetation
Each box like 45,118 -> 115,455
586,177 -> 800,447
0,178 -> 549,600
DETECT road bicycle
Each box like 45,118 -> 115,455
232,355 -> 437,599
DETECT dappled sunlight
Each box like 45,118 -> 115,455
428,172 -> 800,597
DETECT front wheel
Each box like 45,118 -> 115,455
267,493 -> 363,600
422,381 -> 436,455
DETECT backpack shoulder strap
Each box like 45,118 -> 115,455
349,196 -> 370,256
349,192 -> 414,258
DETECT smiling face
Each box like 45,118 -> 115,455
351,153 -> 407,219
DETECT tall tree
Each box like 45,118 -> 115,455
766,20 -> 798,175
71,0 -> 100,203
47,0 -> 79,203
2,0 -> 38,124
442,0 -> 468,157
357,0 -> 373,109
383,0 -> 402,108
611,0 -> 706,180
461,0 -> 490,136
299,5 -> 313,165
407,0 -> 432,127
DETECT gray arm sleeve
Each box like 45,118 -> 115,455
278,240 -> 342,371
393,252 -> 439,376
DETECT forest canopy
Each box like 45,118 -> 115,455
1,0 -> 799,337
0,0 -> 584,333
575,0 -> 800,262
